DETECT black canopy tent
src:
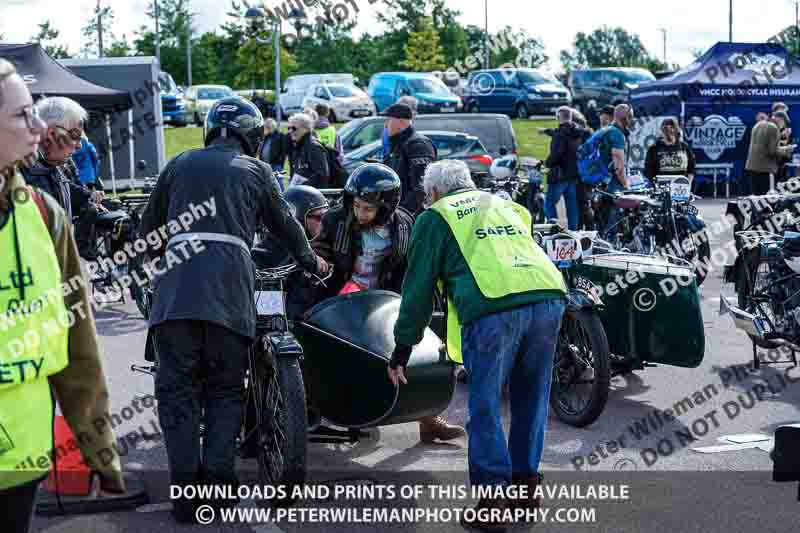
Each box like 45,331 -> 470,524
0,43 -> 135,192
0,43 -> 132,112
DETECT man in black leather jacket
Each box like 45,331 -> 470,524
140,97 -> 327,524
382,103 -> 436,214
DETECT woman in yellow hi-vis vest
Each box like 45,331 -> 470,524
0,58 -> 126,533
389,160 -> 567,532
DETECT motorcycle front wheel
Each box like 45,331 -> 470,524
549,308 -> 611,428
251,345 -> 308,508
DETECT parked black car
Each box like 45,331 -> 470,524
342,131 -> 494,177
567,68 -> 656,113
337,113 -> 517,159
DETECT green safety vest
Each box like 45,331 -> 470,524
431,190 -> 566,363
0,194 -> 70,490
317,125 -> 337,150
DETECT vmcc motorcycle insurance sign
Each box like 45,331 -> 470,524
684,115 -> 747,161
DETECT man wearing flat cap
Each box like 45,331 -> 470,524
382,103 -> 436,214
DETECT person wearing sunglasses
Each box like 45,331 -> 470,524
0,58 -> 127,533
287,113 -> 330,188
643,116 -> 696,187
21,96 -> 106,259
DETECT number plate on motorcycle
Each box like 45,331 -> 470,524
545,238 -> 581,264
255,291 -> 285,316
670,177 -> 691,202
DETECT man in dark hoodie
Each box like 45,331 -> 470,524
544,107 -> 580,230
644,117 -> 695,186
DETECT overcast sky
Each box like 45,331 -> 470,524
1,0 -> 797,72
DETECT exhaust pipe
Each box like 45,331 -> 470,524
719,295 -> 766,338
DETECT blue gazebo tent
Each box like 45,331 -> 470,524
629,41 -> 800,195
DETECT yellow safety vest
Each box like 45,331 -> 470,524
431,190 -> 566,363
0,194 -> 70,490
317,125 -> 337,150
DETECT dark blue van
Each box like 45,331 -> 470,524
464,68 -> 571,119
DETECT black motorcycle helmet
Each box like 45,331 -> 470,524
204,96 -> 265,157
284,185 -> 329,235
343,163 -> 402,225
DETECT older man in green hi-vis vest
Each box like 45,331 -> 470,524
388,159 -> 567,532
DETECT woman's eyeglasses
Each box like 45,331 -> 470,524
19,106 -> 40,130
287,126 -> 298,132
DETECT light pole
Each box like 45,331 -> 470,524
729,0 -> 733,42
154,0 -> 161,65
484,0 -> 489,69
658,28 -> 667,66
790,0 -> 800,55
245,7 -> 304,128
246,6 -> 282,126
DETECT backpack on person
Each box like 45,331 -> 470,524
577,127 -> 612,186
322,143 -> 348,188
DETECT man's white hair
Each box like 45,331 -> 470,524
34,96 -> 87,129
289,112 -> 314,131
423,159 -> 475,199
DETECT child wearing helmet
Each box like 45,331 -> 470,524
312,163 -> 413,297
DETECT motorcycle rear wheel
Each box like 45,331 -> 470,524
549,308 -> 611,428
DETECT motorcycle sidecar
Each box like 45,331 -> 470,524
293,290 -> 456,429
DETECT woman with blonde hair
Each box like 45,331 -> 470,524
0,58 -> 126,533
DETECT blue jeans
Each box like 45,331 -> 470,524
461,299 -> 566,488
544,181 -> 578,230
271,164 -> 285,191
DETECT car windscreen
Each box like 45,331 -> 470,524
621,70 -> 656,83
430,136 -> 471,157
198,88 -> 232,99
409,78 -> 451,96
327,85 -> 360,98
159,73 -> 177,93
517,71 -> 551,85
345,139 -> 382,160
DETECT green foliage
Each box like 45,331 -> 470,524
81,4 -> 115,57
402,17 -> 447,71
560,26 -> 665,72
106,36 -> 133,58
235,34 -> 297,89
32,21 -> 70,59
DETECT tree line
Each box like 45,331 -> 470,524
25,0 -> 686,90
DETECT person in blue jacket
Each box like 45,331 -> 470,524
71,134 -> 101,190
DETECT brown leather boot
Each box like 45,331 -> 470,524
418,415 -> 466,443
460,496 -> 509,533
508,473 -> 543,516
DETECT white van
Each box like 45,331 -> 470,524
280,73 -> 355,116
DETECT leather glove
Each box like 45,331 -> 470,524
389,344 -> 413,369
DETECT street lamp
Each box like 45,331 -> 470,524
658,28 -> 667,66
245,6 -> 283,126
245,6 -> 305,128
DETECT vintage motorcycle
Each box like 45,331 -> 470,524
533,224 -> 612,427
132,252 -> 456,507
592,175 -> 711,285
535,223 -> 707,426
721,192 -> 800,367
484,153 -> 546,224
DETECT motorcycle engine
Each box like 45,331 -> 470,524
762,242 -> 800,336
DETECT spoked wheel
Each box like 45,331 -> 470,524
549,308 -> 611,428
129,253 -> 152,319
737,257 -> 782,350
248,343 -> 307,507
